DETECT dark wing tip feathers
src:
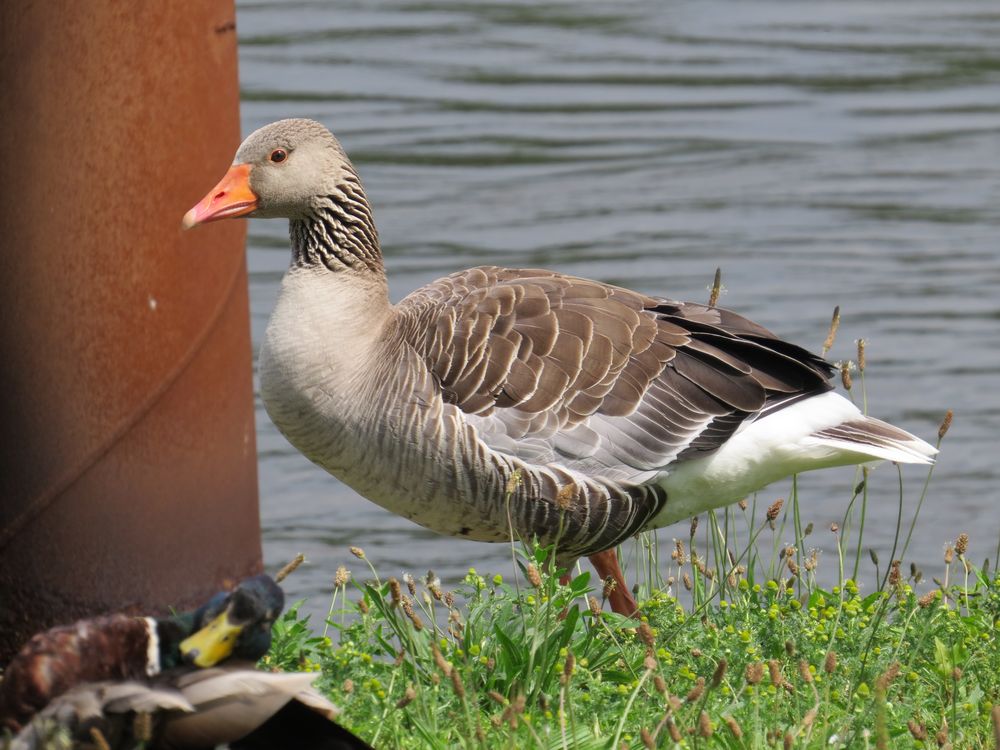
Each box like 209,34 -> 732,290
650,301 -> 836,387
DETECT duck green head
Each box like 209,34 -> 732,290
178,575 -> 285,668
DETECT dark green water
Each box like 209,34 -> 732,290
237,0 -> 1000,614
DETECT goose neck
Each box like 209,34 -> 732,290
289,190 -> 384,277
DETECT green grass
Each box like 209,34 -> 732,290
265,463 -> 1000,746
264,361 -> 1000,748
268,531 -> 1000,748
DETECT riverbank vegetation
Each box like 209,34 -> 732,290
267,406 -> 1000,748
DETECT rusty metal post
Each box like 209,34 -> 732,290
0,1 -> 261,661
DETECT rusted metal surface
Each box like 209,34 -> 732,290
0,1 -> 261,661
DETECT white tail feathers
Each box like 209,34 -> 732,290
812,416 -> 937,465
652,391 -> 937,528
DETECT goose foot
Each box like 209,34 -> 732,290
588,549 -> 639,617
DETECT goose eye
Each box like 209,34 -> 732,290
270,149 -> 288,163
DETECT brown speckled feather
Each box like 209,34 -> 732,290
377,266 -> 839,559
0,615 -> 153,732
398,266 -> 834,470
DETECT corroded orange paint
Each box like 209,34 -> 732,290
0,0 -> 261,661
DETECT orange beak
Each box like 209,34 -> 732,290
182,164 -> 258,229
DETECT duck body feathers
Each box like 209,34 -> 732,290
0,615 -> 161,733
260,264 -> 935,563
8,665 -> 367,750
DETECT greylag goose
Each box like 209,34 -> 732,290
184,119 -> 936,615
1,575 -> 371,749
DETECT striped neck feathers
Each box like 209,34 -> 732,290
290,175 -> 383,276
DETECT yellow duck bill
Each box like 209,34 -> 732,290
179,610 -> 245,667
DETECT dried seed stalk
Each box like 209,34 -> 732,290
685,677 -> 705,703
275,553 -> 306,583
938,409 -> 953,440
708,268 -> 722,308
955,533 -> 968,557
725,715 -> 743,739
824,651 -> 837,674
432,643 -> 451,676
396,685 -> 417,709
712,658 -> 728,688
334,565 -> 350,587
526,563 -> 542,588
822,306 -> 840,355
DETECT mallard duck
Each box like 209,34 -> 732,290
7,666 -> 371,750
183,119 -> 936,616
0,576 -> 371,749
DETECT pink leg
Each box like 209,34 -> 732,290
588,549 -> 638,617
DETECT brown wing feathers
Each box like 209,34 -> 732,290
406,268 -> 833,465
392,266 -> 843,558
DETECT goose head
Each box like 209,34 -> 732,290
183,118 -> 354,227
179,574 -> 284,667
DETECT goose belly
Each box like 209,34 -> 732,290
259,321 -> 513,542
